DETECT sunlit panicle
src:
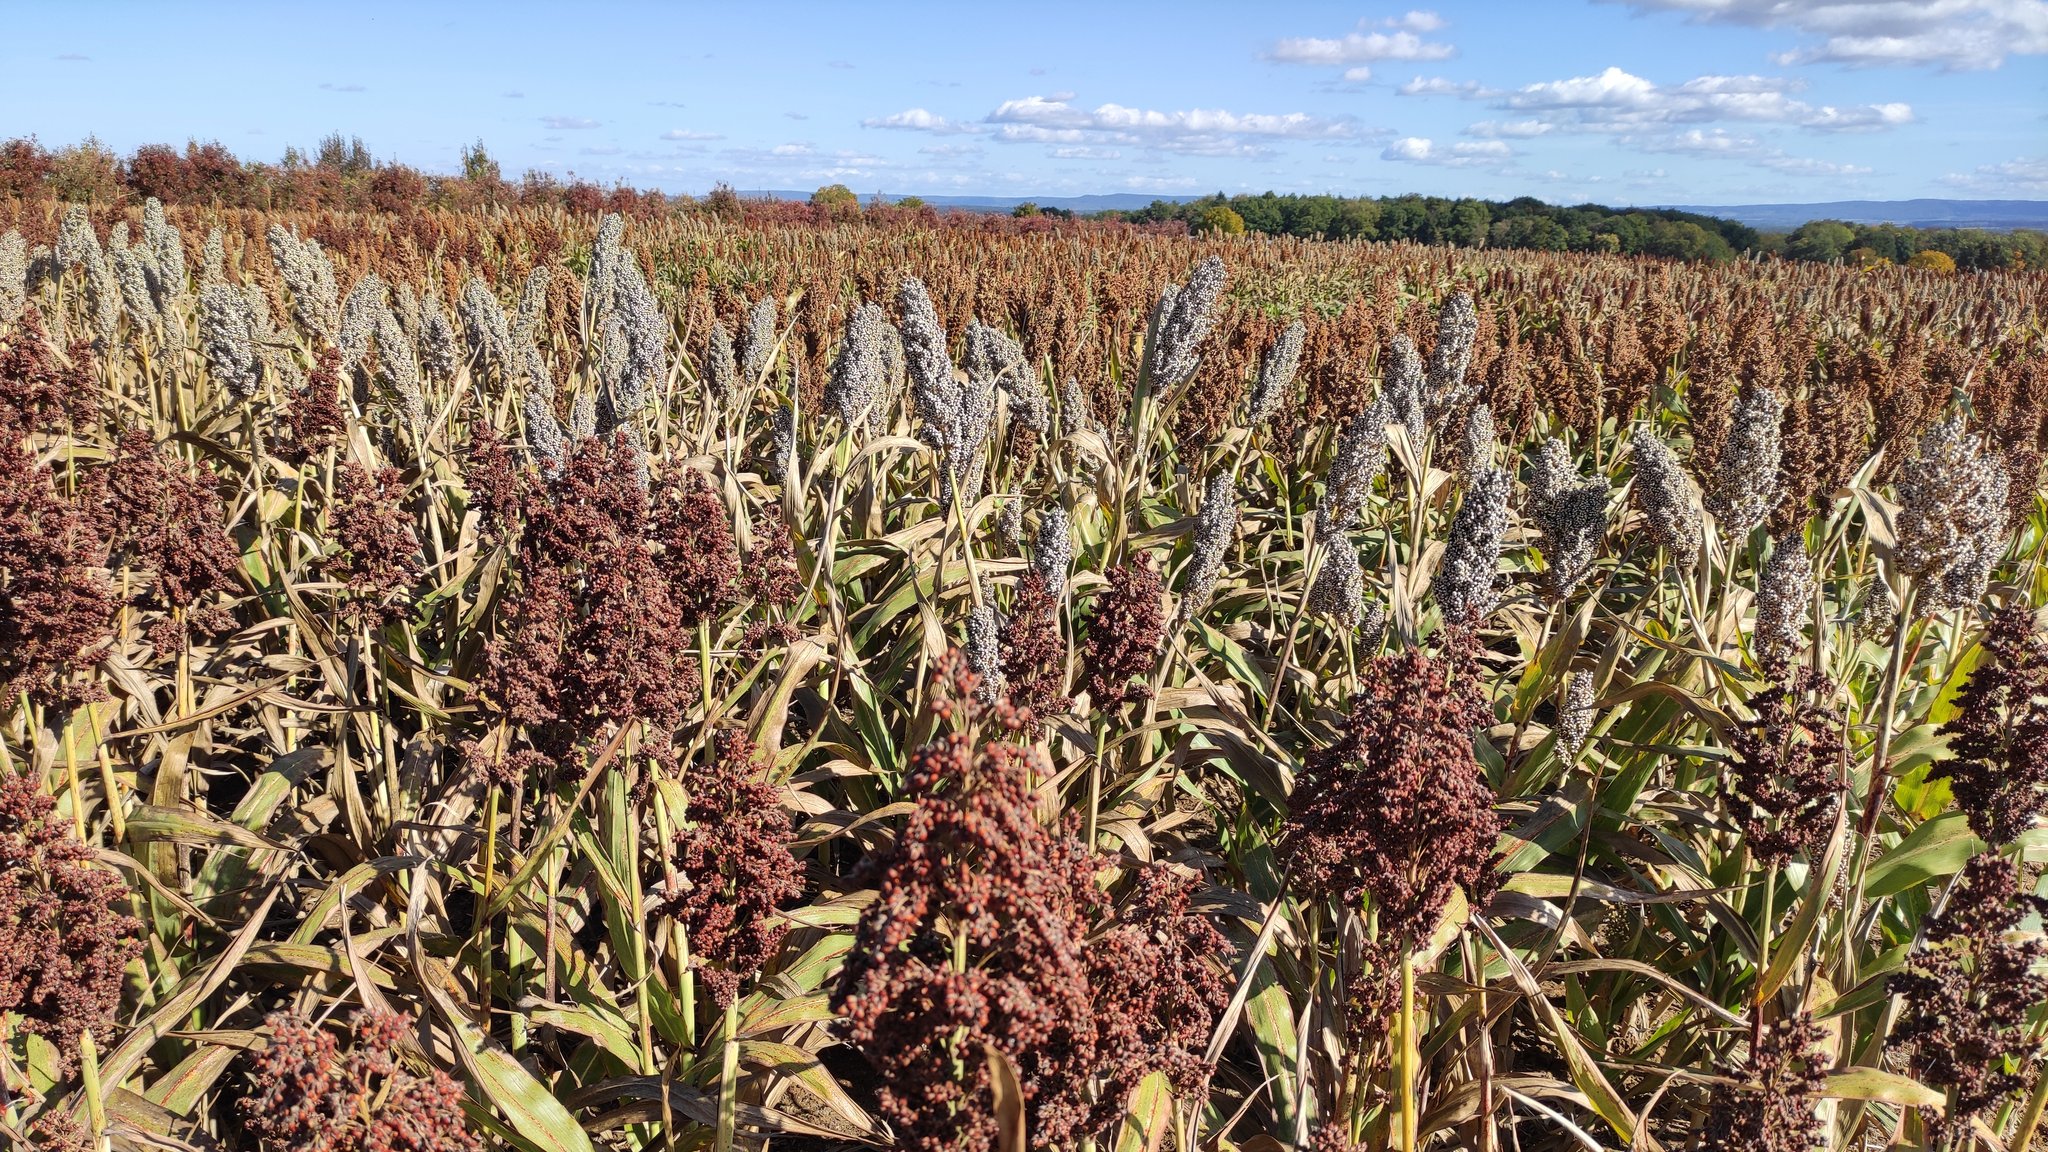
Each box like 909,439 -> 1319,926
0,233 -> 26,327
966,590 -> 1006,704
1558,668 -> 1595,756
265,224 -> 340,342
198,282 -> 261,400
742,296 -> 778,383
525,392 -> 566,476
1032,505 -> 1072,598
706,319 -> 739,398
1897,415 -> 2010,618
1433,464 -> 1511,624
1425,292 -> 1481,422
1319,398 -> 1391,532
459,276 -> 512,373
1146,255 -> 1226,388
1459,404 -> 1496,475
339,274 -> 387,371
1529,437 -> 1608,599
1248,319 -> 1306,427
373,305 -> 425,430
418,290 -> 459,380
1755,535 -> 1814,674
200,227 -> 226,285
1706,384 -> 1782,539
1178,470 -> 1239,624
1628,428 -> 1702,568
1307,538 -> 1366,631
1059,376 -> 1101,439
826,301 -> 888,430
1383,334 -> 1427,448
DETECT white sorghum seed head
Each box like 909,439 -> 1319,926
1319,398 -> 1391,532
1628,429 -> 1702,569
826,301 -> 888,430
1146,256 -> 1226,388
525,392 -> 566,476
201,228 -> 226,285
0,232 -> 27,327
1706,385 -> 1782,539
1558,668 -> 1596,756
998,498 -> 1026,552
1059,376 -> 1101,439
338,274 -> 387,372
1248,319 -> 1306,427
1895,416 -> 2009,612
1178,471 -> 1239,624
1433,465 -> 1511,624
742,296 -> 778,384
1308,539 -> 1366,631
1529,437 -> 1609,599
419,290 -> 459,380
1383,334 -> 1428,448
265,224 -> 339,342
1755,535 -> 1814,674
706,320 -> 738,398
373,305 -> 425,429
967,588 -> 1006,704
1032,506 -> 1073,598
198,281 -> 261,400
1425,292 -> 1481,422
459,276 -> 512,374
1459,404 -> 1497,475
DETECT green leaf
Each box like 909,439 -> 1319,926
1867,811 -> 1985,900
1822,1068 -> 1945,1110
418,953 -> 599,1152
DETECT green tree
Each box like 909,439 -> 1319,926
1195,205 -> 1246,235
460,140 -> 501,184
1012,201 -> 1040,217
811,183 -> 858,210
1786,220 -> 1856,262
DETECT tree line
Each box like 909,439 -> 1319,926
2,135 -> 2038,271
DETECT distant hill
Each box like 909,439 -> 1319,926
739,190 -> 1197,214
1665,199 -> 2048,232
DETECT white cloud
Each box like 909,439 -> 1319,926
1634,127 -> 1872,174
1494,66 -> 1911,132
1465,118 -> 1554,138
771,142 -> 814,156
1268,15 -> 1454,65
541,115 -> 601,130
660,129 -> 722,141
1941,154 -> 2048,193
1381,136 -> 1514,166
1605,0 -> 2048,70
983,94 -> 1364,157
1342,66 -> 1374,84
863,108 -> 980,134
1400,76 -> 1495,96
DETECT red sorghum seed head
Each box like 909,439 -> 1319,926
239,1009 -> 479,1152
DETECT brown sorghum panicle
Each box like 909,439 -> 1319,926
239,1010 -> 479,1152
1933,605 -> 2048,846
1894,853 -> 2048,1147
1082,553 -> 1164,713
1727,670 -> 1843,866
657,729 -> 803,1007
0,771 -> 142,1074
1701,1012 -> 1829,1152
1281,642 -> 1502,941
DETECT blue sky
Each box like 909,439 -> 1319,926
6,1 -> 2045,204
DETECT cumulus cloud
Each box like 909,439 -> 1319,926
1399,76 -> 1496,97
1499,66 -> 1912,131
320,82 -> 368,93
1268,13 -> 1454,66
1604,0 -> 2048,70
1941,153 -> 2048,193
863,108 -> 980,134
960,94 -> 1366,157
1465,119 -> 1554,138
1381,137 -> 1514,166
1635,127 -> 1873,174
541,115 -> 602,130
660,129 -> 723,141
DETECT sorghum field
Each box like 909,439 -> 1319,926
0,196 -> 2044,1152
